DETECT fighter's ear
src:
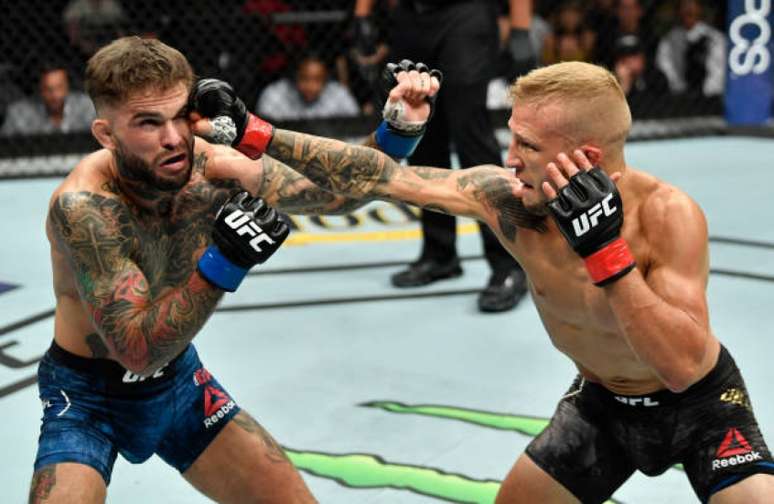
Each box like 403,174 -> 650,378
580,145 -> 602,166
91,119 -> 115,150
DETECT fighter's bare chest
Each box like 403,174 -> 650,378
125,185 -> 226,290
527,254 -> 616,327
513,226 -> 650,329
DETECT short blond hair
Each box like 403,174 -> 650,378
511,62 -> 631,150
85,36 -> 194,112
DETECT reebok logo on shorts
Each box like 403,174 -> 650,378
203,385 -> 235,429
712,428 -> 762,470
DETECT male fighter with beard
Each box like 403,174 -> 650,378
192,61 -> 774,503
31,36 -> 439,503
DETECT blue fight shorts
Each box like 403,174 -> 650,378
34,341 -> 240,484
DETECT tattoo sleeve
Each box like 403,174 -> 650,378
265,129 -> 545,237
49,192 -> 223,375
257,155 -> 372,215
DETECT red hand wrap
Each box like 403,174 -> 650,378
237,114 -> 274,159
583,237 -> 636,286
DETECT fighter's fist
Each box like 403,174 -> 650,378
374,60 -> 442,159
379,59 -> 442,130
188,79 -> 274,159
198,192 -> 289,292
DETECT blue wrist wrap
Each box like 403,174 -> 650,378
375,120 -> 423,159
197,245 -> 248,292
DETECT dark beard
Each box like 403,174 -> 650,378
114,137 -> 194,193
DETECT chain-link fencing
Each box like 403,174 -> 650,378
0,0 -> 771,177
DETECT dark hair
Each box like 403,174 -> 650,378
85,36 -> 194,111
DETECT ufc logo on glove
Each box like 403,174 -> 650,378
572,193 -> 617,237
224,209 -> 276,253
548,168 -> 635,286
197,192 -> 289,292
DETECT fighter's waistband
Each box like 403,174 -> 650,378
46,340 -> 189,386
584,345 -> 733,408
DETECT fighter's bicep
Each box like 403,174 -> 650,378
642,194 -> 710,324
48,192 -> 146,309
646,262 -> 709,327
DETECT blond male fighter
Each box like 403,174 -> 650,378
192,61 -> 774,503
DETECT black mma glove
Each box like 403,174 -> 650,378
504,29 -> 537,81
547,167 -> 635,286
374,59 -> 443,159
197,192 -> 289,292
189,79 -> 274,159
353,15 -> 378,57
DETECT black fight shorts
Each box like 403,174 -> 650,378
525,345 -> 774,503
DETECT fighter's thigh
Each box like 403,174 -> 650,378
495,454 -> 581,504
709,474 -> 774,503
183,410 -> 316,504
29,463 -> 106,504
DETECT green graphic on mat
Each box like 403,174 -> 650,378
286,450 -> 501,503
363,400 -> 550,435
286,401 -> 624,503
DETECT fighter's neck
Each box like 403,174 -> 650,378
107,158 -> 178,217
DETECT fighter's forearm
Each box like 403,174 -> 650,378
605,272 -> 710,392
91,269 -> 222,376
266,128 -> 398,200
257,154 -> 373,215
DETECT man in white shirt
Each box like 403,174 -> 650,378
655,0 -> 725,97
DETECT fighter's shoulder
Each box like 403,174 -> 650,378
48,149 -> 124,216
632,170 -> 707,242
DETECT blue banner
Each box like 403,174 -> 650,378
725,0 -> 773,125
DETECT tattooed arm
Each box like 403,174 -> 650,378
204,141 -> 370,215
48,192 -> 222,375
264,129 -> 545,240
257,155 -> 372,214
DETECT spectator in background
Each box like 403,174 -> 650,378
0,64 -> 24,128
542,0 -> 590,64
593,0 -> 648,68
1,63 -> 94,136
656,0 -> 725,99
612,34 -> 668,116
63,0 -> 126,58
256,54 -> 359,120
242,0 -> 308,79
582,0 -> 616,63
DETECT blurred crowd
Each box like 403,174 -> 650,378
0,0 -> 729,138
